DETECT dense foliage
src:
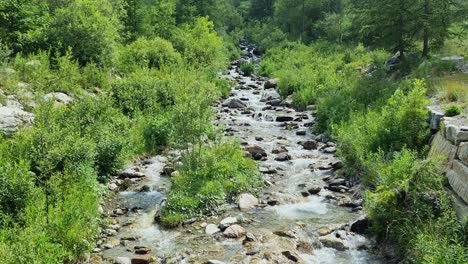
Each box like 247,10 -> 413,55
0,0 -> 466,263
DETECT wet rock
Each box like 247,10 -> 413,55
207,260 -> 226,264
329,178 -> 346,186
328,185 -> 349,193
272,146 -> 288,154
308,186 -> 322,195
319,234 -> 348,251
134,246 -> 151,255
323,147 -> 336,154
296,130 -> 306,136
350,215 -> 370,235
282,251 -> 300,262
268,99 -> 282,106
139,185 -> 151,192
298,140 -> 318,150
183,218 -> 196,226
264,78 -> 278,89
115,257 -> 131,264
130,256 -> 152,264
331,160 -> 344,170
275,153 -> 291,161
219,216 -> 238,230
225,98 -> 247,109
108,182 -> 119,191
205,224 -> 220,235
315,134 -> 329,143
261,91 -> 280,102
273,230 -> 295,239
224,224 -> 246,238
255,136 -> 264,141
121,235 -> 140,241
239,193 -> 258,210
259,166 -> 277,174
244,232 -> 256,243
244,145 -> 267,160
119,168 -> 145,179
276,116 -> 294,122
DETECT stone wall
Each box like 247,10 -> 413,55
428,108 -> 468,205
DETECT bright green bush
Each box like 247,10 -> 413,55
0,160 -> 34,219
171,17 -> 228,72
143,113 -> 173,153
240,61 -> 255,76
116,37 -> 182,74
445,105 -> 462,117
335,80 -> 430,180
41,0 -> 122,66
160,141 -> 262,227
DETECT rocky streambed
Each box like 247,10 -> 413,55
91,44 -> 383,264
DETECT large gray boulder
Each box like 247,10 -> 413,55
225,98 -> 247,109
0,106 -> 34,135
264,78 -> 278,89
238,193 -> 258,210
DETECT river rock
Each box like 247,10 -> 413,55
350,215 -> 370,234
130,255 -> 152,264
205,224 -> 220,235
134,246 -> 151,255
207,260 -> 226,264
225,98 -> 247,109
264,78 -> 278,89
275,153 -> 291,162
331,160 -> 344,170
298,140 -> 318,150
244,145 -> 267,160
239,193 -> 258,210
329,178 -> 346,186
276,116 -> 294,122
308,186 -> 322,195
282,251 -> 300,262
224,224 -> 246,238
323,147 -> 336,154
119,168 -> 145,179
261,91 -> 280,102
296,130 -> 306,136
319,234 -> 348,251
219,216 -> 238,230
115,257 -> 131,264
272,146 -> 288,154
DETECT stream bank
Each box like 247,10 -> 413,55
90,44 -> 384,264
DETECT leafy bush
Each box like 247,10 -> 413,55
240,61 -> 255,76
0,160 -> 34,219
171,17 -> 227,72
445,105 -> 462,117
116,37 -> 182,74
143,113 -> 173,153
160,141 -> 262,227
335,80 -> 430,181
41,0 -> 122,66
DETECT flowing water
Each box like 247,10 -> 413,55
93,44 -> 383,264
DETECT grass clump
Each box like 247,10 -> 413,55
240,61 -> 255,76
444,105 -> 462,117
160,141 -> 262,227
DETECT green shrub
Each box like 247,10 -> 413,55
143,113 -> 173,153
117,37 -> 182,74
0,160 -> 34,219
160,141 -> 261,227
445,105 -> 462,117
240,61 -> 255,76
335,80 -> 430,181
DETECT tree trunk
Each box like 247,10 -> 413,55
422,0 -> 430,58
398,0 -> 405,60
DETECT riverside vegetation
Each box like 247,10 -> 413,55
0,0 -> 467,263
